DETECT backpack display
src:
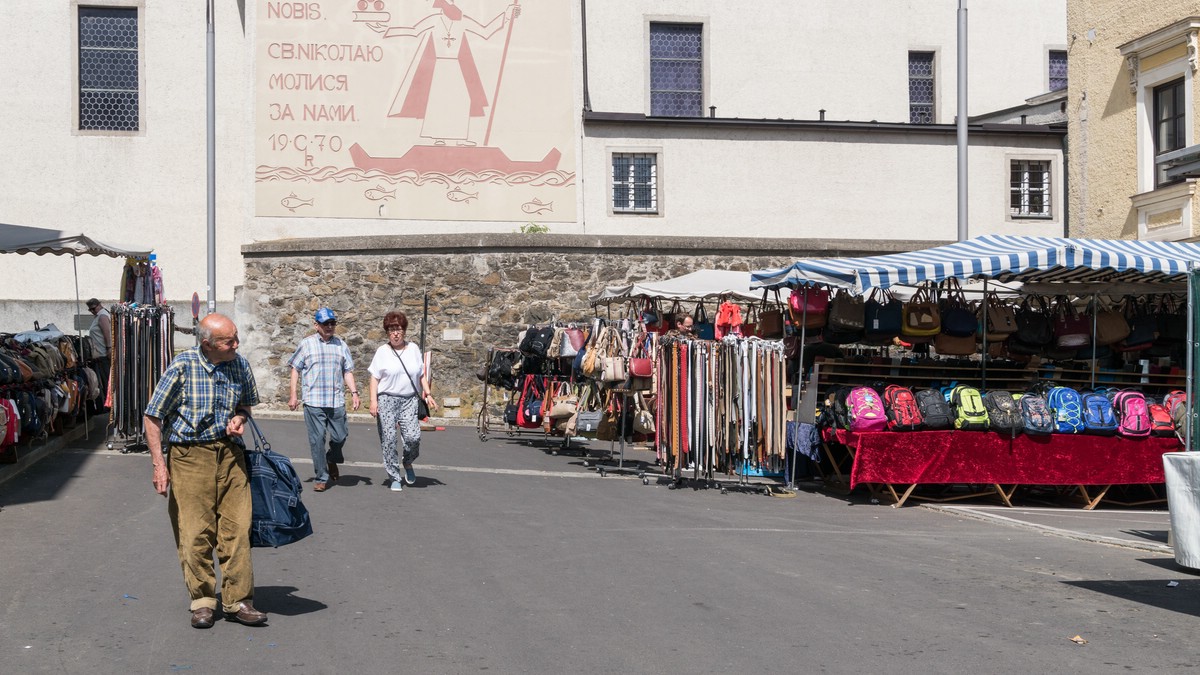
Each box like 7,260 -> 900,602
519,325 -> 557,358
245,420 -> 314,549
487,350 -> 523,390
1047,386 -> 1085,433
883,384 -> 924,431
982,391 -> 1021,435
1112,390 -> 1151,438
1148,403 -> 1175,437
1018,394 -> 1055,434
1164,390 -> 1187,417
915,388 -> 954,429
828,386 -> 855,430
950,385 -> 990,430
846,386 -> 888,432
1080,392 -> 1118,435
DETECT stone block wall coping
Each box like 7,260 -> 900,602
243,233 -> 951,259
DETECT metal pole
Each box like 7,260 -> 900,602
205,0 -> 217,315
1188,266 -> 1196,451
956,0 -> 969,242
981,279 -> 988,391
1090,293 -> 1098,389
74,256 -> 89,439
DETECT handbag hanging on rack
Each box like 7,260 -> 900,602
789,286 -> 829,329
693,302 -> 716,340
901,285 -> 941,336
756,290 -> 786,339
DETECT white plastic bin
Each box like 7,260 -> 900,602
1163,452 -> 1200,569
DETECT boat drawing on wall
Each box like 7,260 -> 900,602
348,143 -> 561,175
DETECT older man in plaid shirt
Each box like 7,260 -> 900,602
288,307 -> 360,492
144,313 -> 266,629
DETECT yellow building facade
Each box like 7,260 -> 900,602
1068,2 -> 1199,240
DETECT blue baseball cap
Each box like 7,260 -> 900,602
314,307 -> 336,323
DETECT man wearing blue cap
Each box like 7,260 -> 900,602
288,307 -> 360,492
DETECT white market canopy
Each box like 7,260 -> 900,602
751,234 -> 1200,294
592,269 -> 769,306
0,223 -> 150,259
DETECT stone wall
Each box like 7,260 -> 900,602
238,233 -> 943,418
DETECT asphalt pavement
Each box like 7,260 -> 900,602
1,415 -> 1197,674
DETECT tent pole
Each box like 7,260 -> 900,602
1090,293 -> 1098,389
74,256 -> 89,440
981,279 -> 988,390
1188,266 -> 1196,451
790,290 -> 807,490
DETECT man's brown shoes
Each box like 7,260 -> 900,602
226,602 -> 268,626
190,607 -> 215,629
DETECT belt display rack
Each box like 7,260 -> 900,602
108,304 -> 174,453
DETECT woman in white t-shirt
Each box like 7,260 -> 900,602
368,310 -> 437,492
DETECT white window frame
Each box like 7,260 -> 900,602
608,149 -> 662,216
72,0 -> 146,136
1008,158 -> 1054,219
644,16 -> 708,118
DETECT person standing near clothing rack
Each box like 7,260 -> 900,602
85,298 -> 111,411
368,310 -> 437,492
288,307 -> 361,493
143,313 -> 267,629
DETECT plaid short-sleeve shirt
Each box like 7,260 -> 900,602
287,334 -> 354,408
144,347 -> 260,444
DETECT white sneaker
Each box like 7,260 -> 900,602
389,480 -> 403,492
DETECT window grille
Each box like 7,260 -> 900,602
1048,50 -> 1067,91
650,23 -> 702,117
79,7 -> 139,131
1154,79 -> 1185,187
612,153 -> 658,213
1010,160 -> 1051,218
909,51 -> 934,124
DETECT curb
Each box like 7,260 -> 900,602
922,504 -> 1175,555
0,413 -> 110,491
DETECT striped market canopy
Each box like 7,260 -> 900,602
750,234 -> 1200,294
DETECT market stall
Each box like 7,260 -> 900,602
0,223 -> 152,458
750,235 -> 1198,506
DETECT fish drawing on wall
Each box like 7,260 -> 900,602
281,192 -> 314,212
521,198 -> 553,215
446,187 -> 478,203
364,185 -> 396,201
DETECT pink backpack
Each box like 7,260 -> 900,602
847,386 -> 888,432
1113,390 -> 1151,438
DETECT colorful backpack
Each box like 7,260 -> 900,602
951,385 -> 990,431
983,391 -> 1022,435
1018,394 -> 1055,434
883,384 -> 924,431
1112,390 -> 1151,438
1164,390 -> 1187,417
847,386 -> 888,432
1080,392 -> 1118,435
915,388 -> 955,429
1148,403 -> 1175,437
829,386 -> 855,430
1046,386 -> 1085,433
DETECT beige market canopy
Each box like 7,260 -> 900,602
592,269 -> 829,306
0,223 -> 150,259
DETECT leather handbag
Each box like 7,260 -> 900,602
548,382 -> 578,419
1052,296 -> 1091,348
980,292 -> 1018,338
1092,299 -> 1130,346
934,332 -> 977,356
632,393 -> 656,435
601,356 -> 627,383
757,293 -> 786,339
629,357 -> 653,378
938,279 -> 976,337
789,286 -> 829,329
1157,295 -> 1187,343
1015,295 -> 1053,346
901,286 -> 941,336
863,288 -> 902,336
693,303 -> 716,340
1116,296 -> 1157,351
827,290 -> 865,331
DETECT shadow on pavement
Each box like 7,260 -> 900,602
254,585 -> 328,617
1136,557 -> 1200,575
1062,579 -> 1200,618
1122,529 -> 1170,545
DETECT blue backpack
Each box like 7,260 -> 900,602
1047,386 -> 1085,433
245,419 -> 314,548
1080,392 -> 1118,434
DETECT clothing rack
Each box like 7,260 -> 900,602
109,304 -> 174,451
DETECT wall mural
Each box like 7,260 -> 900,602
255,0 -> 576,221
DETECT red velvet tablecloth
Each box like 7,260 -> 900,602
848,431 -> 1182,489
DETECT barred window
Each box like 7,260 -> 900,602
1154,79 -> 1185,187
79,6 -> 139,131
1048,50 -> 1067,92
1010,160 -> 1051,218
650,23 -> 702,117
909,51 -> 934,124
612,153 -> 658,213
